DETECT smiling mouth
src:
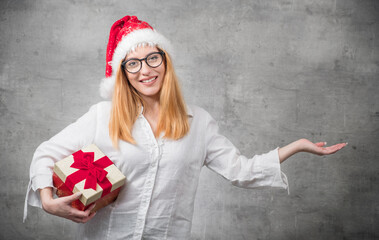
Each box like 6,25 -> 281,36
140,77 -> 157,83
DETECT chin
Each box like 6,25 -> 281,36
140,90 -> 161,99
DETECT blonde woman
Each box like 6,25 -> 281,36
24,16 -> 347,239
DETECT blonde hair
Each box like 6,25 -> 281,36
109,48 -> 189,148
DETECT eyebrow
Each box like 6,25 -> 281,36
124,51 -> 157,62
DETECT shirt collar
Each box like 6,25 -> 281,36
186,105 -> 193,118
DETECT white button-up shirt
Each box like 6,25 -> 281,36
24,101 -> 288,239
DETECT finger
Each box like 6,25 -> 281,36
84,204 -> 96,215
69,208 -> 91,219
63,192 -> 82,204
315,142 -> 327,147
322,143 -> 347,154
330,143 -> 347,150
72,212 -> 97,224
84,212 -> 97,222
337,142 -> 347,150
72,217 -> 86,223
72,219 -> 81,223
322,147 -> 339,155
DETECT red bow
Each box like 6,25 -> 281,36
65,150 -> 113,197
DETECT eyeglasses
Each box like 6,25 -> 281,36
121,51 -> 165,74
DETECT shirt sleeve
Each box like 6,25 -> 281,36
203,112 -> 288,191
23,104 -> 99,222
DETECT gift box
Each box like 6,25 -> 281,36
53,144 -> 126,212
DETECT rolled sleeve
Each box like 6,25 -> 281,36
258,147 -> 289,190
203,112 -> 288,191
23,103 -> 99,222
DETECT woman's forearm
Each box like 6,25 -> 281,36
278,139 -> 303,163
39,187 -> 55,213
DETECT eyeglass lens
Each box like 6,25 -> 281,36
125,52 -> 163,73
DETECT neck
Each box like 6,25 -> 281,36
141,95 -> 160,117
141,96 -> 160,136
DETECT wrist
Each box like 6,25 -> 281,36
40,187 -> 54,213
42,198 -> 55,214
295,139 -> 307,153
279,139 -> 305,163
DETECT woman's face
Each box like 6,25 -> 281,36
124,45 -> 165,101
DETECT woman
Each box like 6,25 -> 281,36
24,16 -> 347,239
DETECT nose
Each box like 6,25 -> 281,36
140,60 -> 151,75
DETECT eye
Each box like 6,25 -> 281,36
127,60 -> 139,68
148,54 -> 160,62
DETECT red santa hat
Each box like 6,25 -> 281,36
100,15 -> 173,99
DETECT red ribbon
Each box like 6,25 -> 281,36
65,150 -> 113,197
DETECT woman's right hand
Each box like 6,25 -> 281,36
40,187 -> 96,223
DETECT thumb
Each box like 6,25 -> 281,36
64,192 -> 82,203
315,142 -> 327,147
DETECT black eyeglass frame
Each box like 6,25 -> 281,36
121,51 -> 165,74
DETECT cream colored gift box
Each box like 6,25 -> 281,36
53,144 -> 126,209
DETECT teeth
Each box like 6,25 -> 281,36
141,77 -> 156,83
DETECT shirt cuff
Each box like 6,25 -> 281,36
24,174 -> 55,222
261,147 -> 289,194
31,174 -> 54,192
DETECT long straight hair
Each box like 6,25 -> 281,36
109,48 -> 189,148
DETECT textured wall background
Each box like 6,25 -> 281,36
1,0 -> 378,239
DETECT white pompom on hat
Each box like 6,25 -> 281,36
100,15 -> 173,99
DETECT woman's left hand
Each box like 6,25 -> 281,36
299,139 -> 347,156
278,138 -> 347,163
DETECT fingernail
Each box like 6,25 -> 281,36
324,142 -> 327,145
76,192 -> 82,197
346,142 -> 348,145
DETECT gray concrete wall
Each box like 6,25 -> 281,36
1,0 -> 378,239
